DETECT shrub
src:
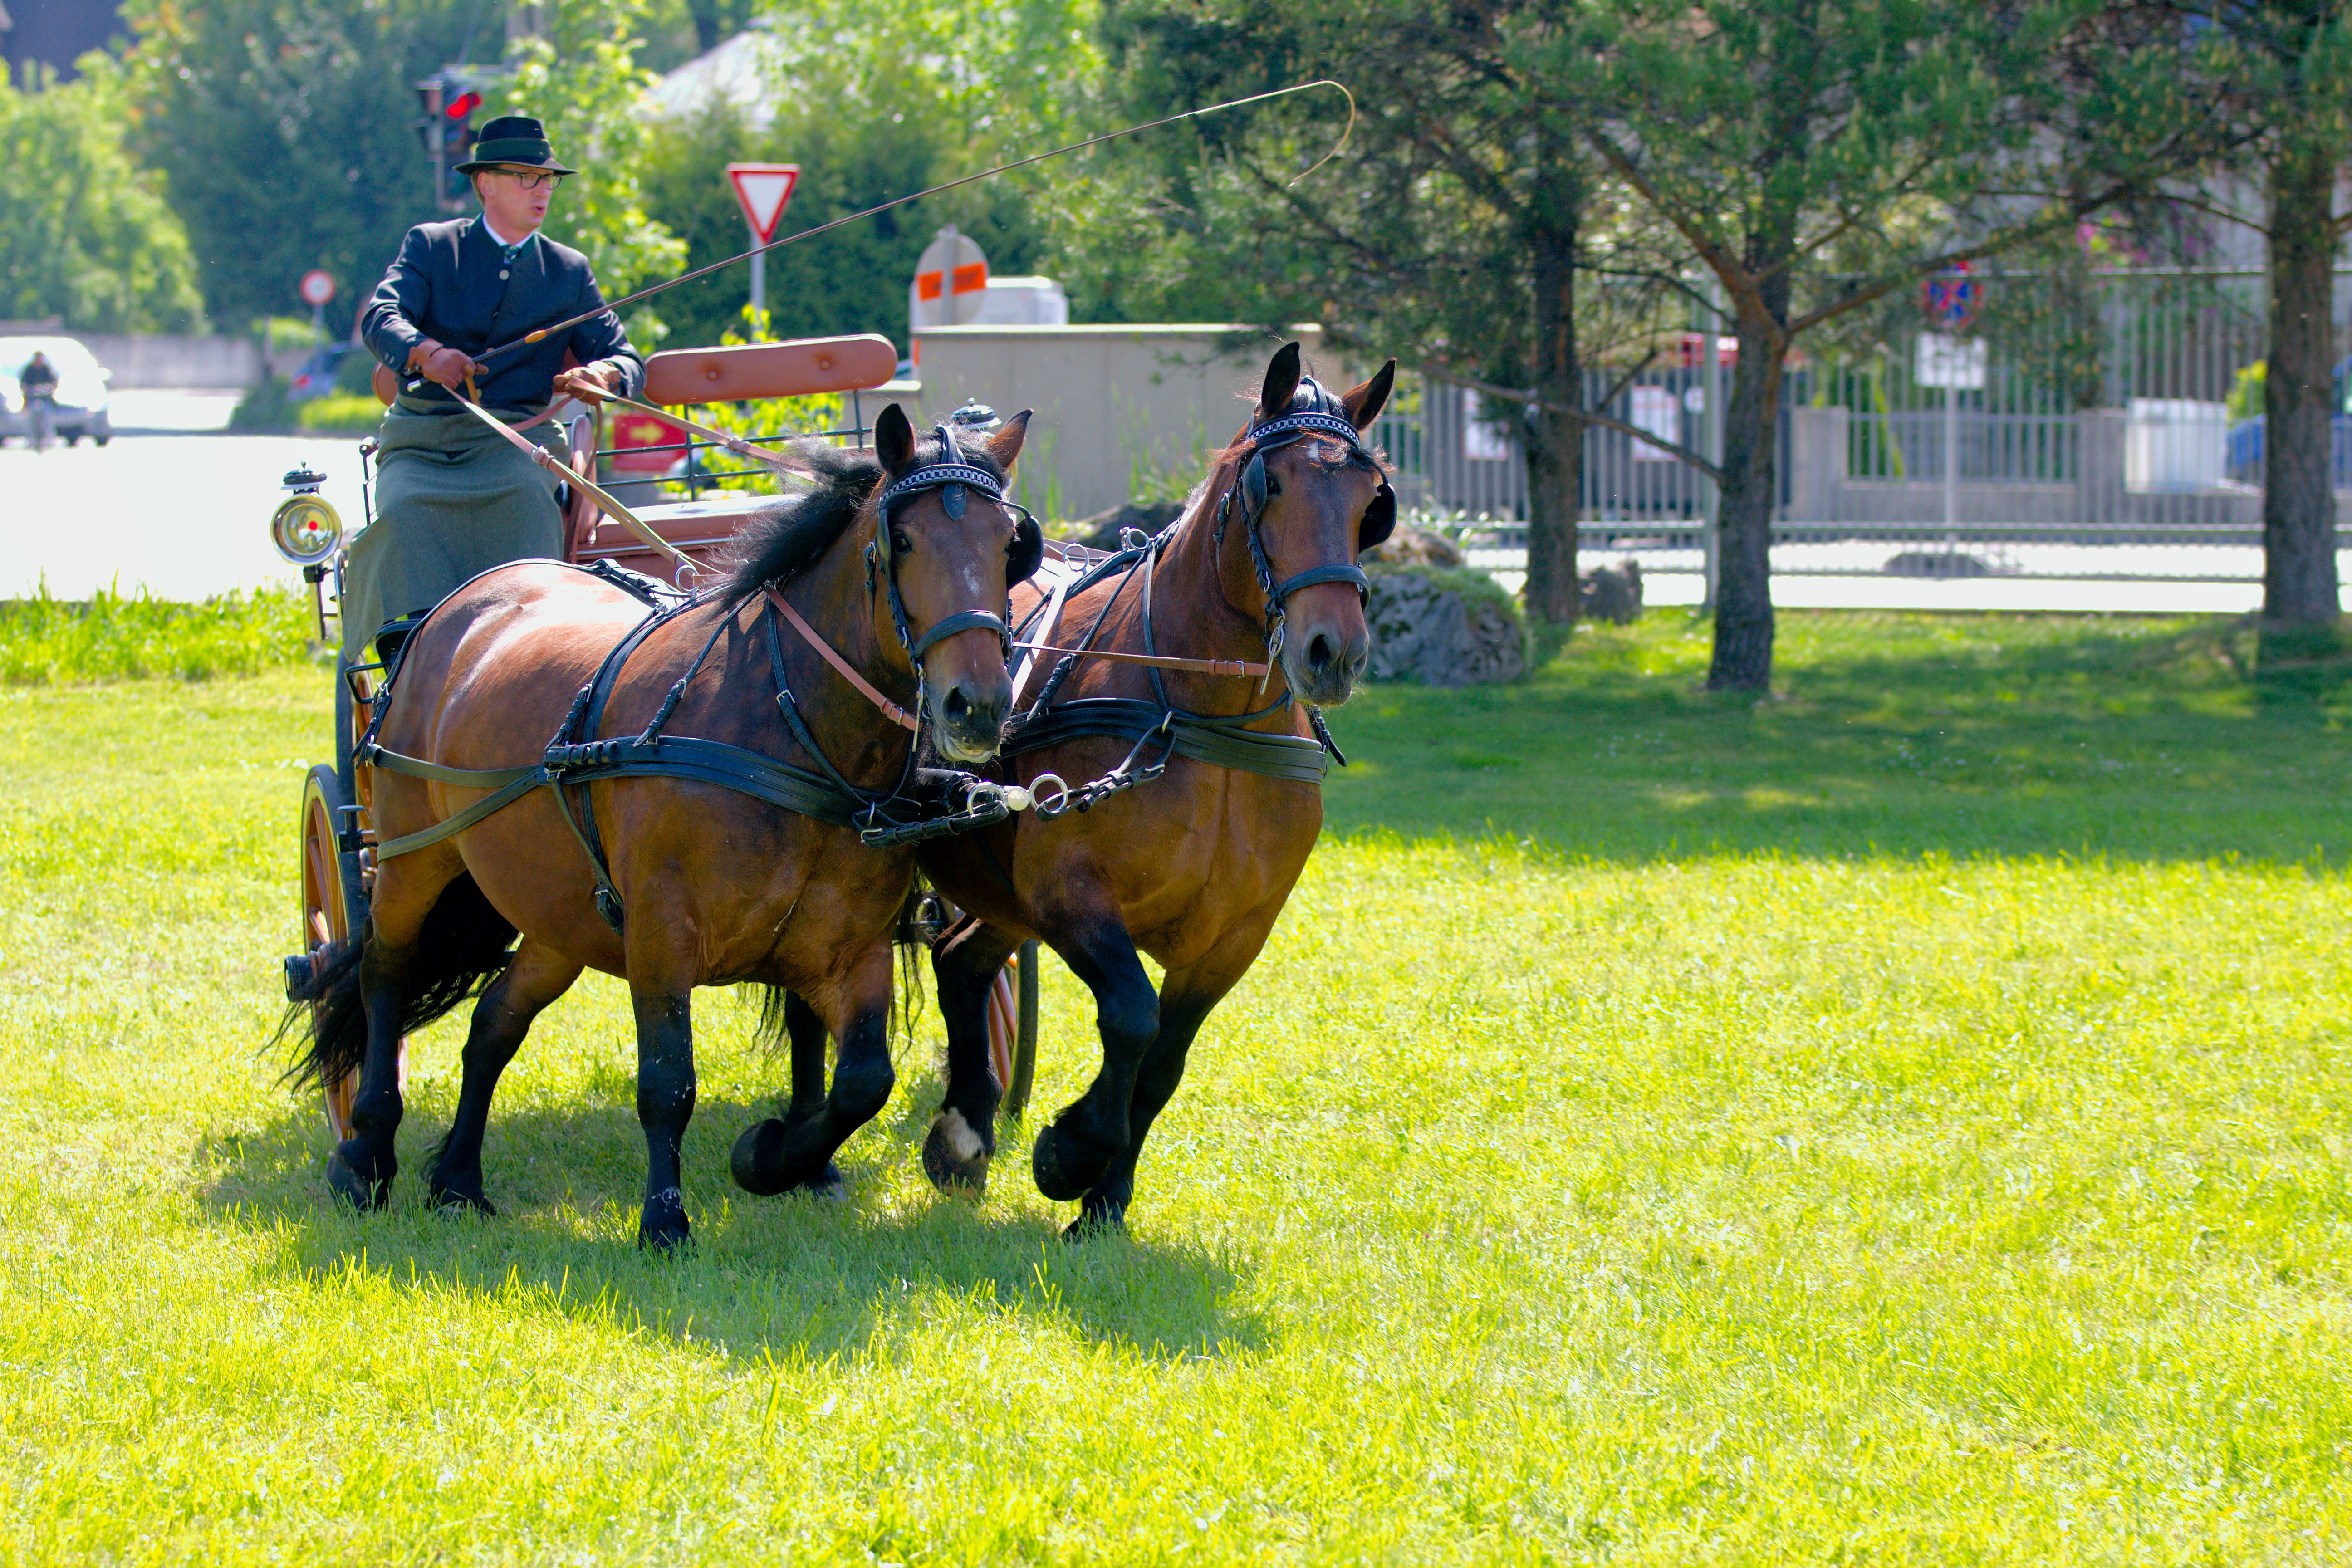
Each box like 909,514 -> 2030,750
297,393 -> 383,433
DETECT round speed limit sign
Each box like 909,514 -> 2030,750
299,269 -> 336,308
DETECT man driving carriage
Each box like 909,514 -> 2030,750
345,114 -> 645,663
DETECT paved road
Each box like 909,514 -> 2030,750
4,392 -> 368,600
4,391 -> 2334,614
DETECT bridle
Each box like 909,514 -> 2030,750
1210,383 -> 1397,670
865,423 -> 1044,674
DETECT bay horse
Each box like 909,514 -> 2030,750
898,342 -> 1393,1235
285,405 -> 1038,1250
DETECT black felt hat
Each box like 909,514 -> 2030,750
454,115 -> 577,176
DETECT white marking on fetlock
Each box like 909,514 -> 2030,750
933,1107 -> 984,1163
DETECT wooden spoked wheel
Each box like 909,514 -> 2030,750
984,959 -> 1018,1093
299,764 -> 403,1141
985,939 -> 1043,1119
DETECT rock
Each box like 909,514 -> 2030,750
1579,559 -> 1644,624
1365,567 -> 1528,687
1359,524 -> 1465,568
1066,499 -> 1186,552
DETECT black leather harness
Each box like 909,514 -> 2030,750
998,380 -> 1394,813
356,438 -> 1038,930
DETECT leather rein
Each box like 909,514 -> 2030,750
355,436 -> 1041,931
997,391 -> 1391,817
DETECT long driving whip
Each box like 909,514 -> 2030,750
469,79 -> 1355,368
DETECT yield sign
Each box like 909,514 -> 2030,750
725,163 -> 799,244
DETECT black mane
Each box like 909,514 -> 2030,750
720,427 -> 1008,599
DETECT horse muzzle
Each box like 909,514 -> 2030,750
931,677 -> 1010,765
1281,620 -> 1369,707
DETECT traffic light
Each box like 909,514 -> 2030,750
413,71 -> 489,211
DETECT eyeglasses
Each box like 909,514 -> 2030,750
493,168 -> 566,191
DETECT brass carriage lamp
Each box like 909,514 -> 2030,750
270,465 -> 344,567
270,464 -> 345,646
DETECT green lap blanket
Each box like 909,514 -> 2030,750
339,401 -> 575,661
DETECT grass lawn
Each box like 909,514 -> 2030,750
1,610 -> 2347,1562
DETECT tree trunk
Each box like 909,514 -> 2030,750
2263,136 -> 2342,626
1523,147 -> 1583,626
1707,298 -> 1788,691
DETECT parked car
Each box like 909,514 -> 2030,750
0,336 -> 113,446
287,342 -> 358,403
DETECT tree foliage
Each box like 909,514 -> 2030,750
0,64 -> 205,332
1068,0 -> 1690,622
112,0 -> 480,331
111,0 -> 682,339
490,0 -> 686,340
637,0 -> 1093,353
1578,0 -> 2227,689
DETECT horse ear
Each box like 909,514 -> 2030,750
1344,360 -> 1397,431
984,408 -> 1032,474
875,403 -> 915,473
1257,341 -> 1303,420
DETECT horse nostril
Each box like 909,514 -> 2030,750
943,686 -> 972,723
1308,632 -> 1338,671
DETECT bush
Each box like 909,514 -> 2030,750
297,393 -> 383,433
229,375 -> 294,431
0,583 -> 318,684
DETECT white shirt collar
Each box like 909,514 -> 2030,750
477,214 -> 535,253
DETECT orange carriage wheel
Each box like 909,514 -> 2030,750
985,940 -> 1043,1120
297,764 -> 404,1141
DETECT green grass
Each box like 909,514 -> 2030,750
2,612 -> 2349,1561
0,584 -> 322,685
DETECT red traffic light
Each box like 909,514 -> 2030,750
445,90 -> 481,120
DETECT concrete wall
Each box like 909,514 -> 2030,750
910,324 -> 1330,520
69,334 -> 265,389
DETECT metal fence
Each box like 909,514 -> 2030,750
1373,268 -> 2352,590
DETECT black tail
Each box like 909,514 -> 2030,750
277,874 -> 518,1092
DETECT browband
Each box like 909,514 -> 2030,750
878,460 -> 1004,511
1245,409 -> 1370,449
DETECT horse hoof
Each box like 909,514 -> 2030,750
429,1182 -> 496,1218
922,1108 -> 991,1197
730,1118 -> 792,1196
1030,1123 -> 1101,1203
326,1142 -> 390,1210
790,1162 -> 849,1204
1062,1203 -> 1127,1244
637,1187 -> 692,1253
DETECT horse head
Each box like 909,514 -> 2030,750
1215,341 -> 1396,708
867,403 -> 1036,764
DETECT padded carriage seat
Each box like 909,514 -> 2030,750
641,335 -> 897,407
565,334 -> 901,582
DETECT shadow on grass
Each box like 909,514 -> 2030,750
1322,610 -> 2352,865
195,1089 -> 1267,1367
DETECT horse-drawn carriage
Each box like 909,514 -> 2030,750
267,334 -> 1393,1244
271,333 -> 1041,1147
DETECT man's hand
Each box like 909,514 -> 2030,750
419,344 -> 480,393
553,362 -> 621,406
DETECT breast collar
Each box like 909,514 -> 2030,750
1209,382 -> 1393,666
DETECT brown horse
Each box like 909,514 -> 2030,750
286,406 -> 1036,1249
903,342 -> 1395,1235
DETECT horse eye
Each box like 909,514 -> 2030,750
1264,473 -> 1283,496
892,530 -> 913,553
